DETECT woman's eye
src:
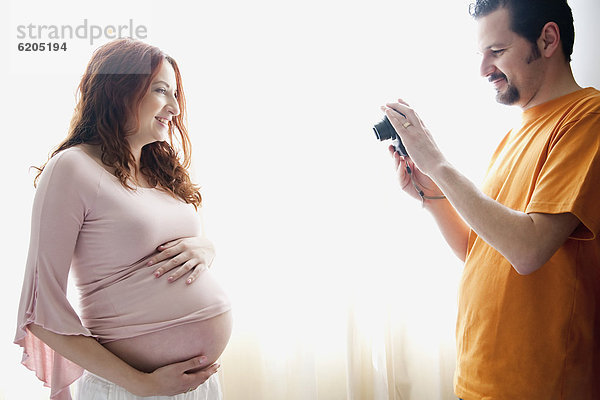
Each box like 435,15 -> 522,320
156,88 -> 167,94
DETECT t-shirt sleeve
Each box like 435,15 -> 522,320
14,150 -> 101,400
526,112 -> 600,240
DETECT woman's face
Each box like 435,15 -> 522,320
127,60 -> 180,150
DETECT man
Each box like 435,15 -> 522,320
382,0 -> 600,398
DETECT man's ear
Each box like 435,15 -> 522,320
538,21 -> 561,58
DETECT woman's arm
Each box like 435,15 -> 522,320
28,324 -> 218,397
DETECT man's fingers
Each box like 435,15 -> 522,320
388,144 -> 399,158
385,102 -> 409,117
385,102 -> 418,128
393,99 -> 427,128
385,109 -> 414,134
385,107 -> 405,123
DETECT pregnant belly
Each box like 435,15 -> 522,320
79,262 -> 232,373
103,311 -> 232,372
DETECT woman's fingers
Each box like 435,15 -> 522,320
147,356 -> 219,395
175,356 -> 209,373
147,242 -> 184,267
167,259 -> 205,283
153,253 -> 186,277
182,263 -> 207,285
187,363 -> 221,387
148,237 -> 214,282
157,238 -> 181,250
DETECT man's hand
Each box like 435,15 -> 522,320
388,146 -> 445,202
382,98 -> 446,176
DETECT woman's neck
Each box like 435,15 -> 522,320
78,143 -> 152,188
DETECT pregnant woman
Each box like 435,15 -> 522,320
14,38 -> 232,399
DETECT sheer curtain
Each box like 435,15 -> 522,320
190,1 -> 482,398
204,134 -> 466,399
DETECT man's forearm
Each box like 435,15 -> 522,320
382,102 -> 580,274
428,160 -> 578,274
423,196 -> 470,262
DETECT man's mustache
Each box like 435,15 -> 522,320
489,72 -> 507,83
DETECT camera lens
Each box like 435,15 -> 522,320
373,115 -> 396,141
372,115 -> 408,156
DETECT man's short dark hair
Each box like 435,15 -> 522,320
469,0 -> 575,62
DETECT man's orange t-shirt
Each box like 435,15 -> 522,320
454,87 -> 600,400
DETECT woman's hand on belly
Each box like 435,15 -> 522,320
132,355 -> 220,397
147,236 -> 216,284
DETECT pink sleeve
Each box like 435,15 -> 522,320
14,150 -> 100,400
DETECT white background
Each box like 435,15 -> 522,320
1,0 -> 598,398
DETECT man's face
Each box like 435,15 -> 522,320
476,8 -> 544,108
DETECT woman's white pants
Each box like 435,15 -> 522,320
73,370 -> 222,400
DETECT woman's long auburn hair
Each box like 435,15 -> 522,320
34,38 -> 201,209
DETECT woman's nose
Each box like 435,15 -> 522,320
166,95 -> 180,117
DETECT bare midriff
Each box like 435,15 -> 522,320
103,311 -> 233,373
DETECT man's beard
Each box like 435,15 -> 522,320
490,72 -> 520,105
492,43 -> 540,105
497,81 -> 520,105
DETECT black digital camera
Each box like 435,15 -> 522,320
372,110 -> 408,156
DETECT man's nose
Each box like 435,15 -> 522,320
479,54 -> 496,78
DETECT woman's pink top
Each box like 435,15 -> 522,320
14,147 -> 231,399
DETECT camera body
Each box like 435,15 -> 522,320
372,110 -> 408,156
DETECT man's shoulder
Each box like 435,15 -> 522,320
551,87 -> 600,124
570,87 -> 600,112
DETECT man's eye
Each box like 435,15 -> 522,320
491,49 -> 505,56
